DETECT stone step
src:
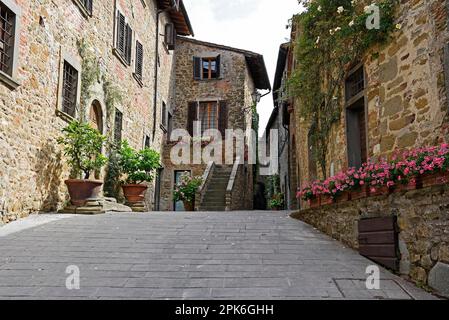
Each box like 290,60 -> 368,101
199,207 -> 226,211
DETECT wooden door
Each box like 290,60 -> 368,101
89,101 -> 103,134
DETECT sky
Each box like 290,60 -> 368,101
183,0 -> 302,136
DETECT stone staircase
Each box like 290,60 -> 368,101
199,165 -> 232,211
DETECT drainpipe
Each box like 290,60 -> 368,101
152,10 -> 162,142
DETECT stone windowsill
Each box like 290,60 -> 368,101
112,48 -> 131,68
0,71 -> 20,90
55,109 -> 76,123
132,73 -> 143,87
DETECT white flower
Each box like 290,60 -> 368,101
349,20 -> 355,27
337,6 -> 344,14
364,5 -> 371,13
351,0 -> 357,6
329,29 -> 335,35
317,5 -> 322,12
315,36 -> 320,44
334,27 -> 342,32
395,23 -> 402,30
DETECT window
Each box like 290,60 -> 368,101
144,135 -> 151,148
73,0 -> 93,16
167,111 -> 173,139
115,10 -> 132,65
199,102 -> 218,133
61,61 -> 79,117
134,40 -> 143,81
0,0 -> 20,87
345,65 -> 367,168
114,109 -> 123,144
193,56 -> 221,80
187,101 -> 228,137
161,101 -> 167,129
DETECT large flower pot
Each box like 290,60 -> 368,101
321,195 -> 334,206
369,185 -> 390,197
122,184 -> 148,204
393,179 -> 417,193
65,179 -> 103,206
336,191 -> 350,203
183,200 -> 194,212
350,185 -> 369,201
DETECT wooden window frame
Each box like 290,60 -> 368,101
0,0 -> 20,89
344,64 -> 368,168
133,39 -> 143,85
194,55 -> 221,80
114,108 -> 123,144
199,101 -> 219,134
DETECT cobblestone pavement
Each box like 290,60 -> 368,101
0,211 -> 437,300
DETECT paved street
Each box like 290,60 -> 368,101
0,211 -> 437,300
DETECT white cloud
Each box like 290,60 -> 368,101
183,0 -> 302,136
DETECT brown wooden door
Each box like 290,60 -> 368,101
89,101 -> 103,133
358,216 -> 399,271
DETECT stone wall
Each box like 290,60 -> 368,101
0,0 -> 176,223
291,185 -> 449,292
293,0 -> 449,195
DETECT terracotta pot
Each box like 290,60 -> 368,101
122,184 -> 148,204
336,191 -> 350,203
183,200 -> 195,211
65,179 -> 103,206
350,185 -> 369,200
369,185 -> 390,197
321,195 -> 334,205
308,197 -> 320,208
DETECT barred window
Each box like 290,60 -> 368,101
0,3 -> 15,76
62,61 -> 78,117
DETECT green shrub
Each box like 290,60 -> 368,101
57,120 -> 107,179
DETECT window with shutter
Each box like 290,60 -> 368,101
193,57 -> 201,80
135,40 -> 143,80
125,24 -> 132,65
116,11 -> 126,56
187,102 -> 198,136
218,101 -> 228,137
193,56 -> 220,80
114,109 -> 123,144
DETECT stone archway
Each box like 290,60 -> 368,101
89,100 -> 103,134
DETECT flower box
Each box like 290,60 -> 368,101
350,185 -> 369,200
418,171 -> 449,188
308,197 -> 320,209
335,191 -> 350,203
369,185 -> 390,197
321,195 -> 334,206
393,179 -> 417,193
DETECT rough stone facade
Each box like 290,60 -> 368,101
159,37 -> 269,211
291,185 -> 449,295
292,0 -> 449,196
0,0 -> 191,223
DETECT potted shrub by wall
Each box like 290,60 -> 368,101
268,193 -> 285,211
173,174 -> 203,211
58,121 -> 107,206
118,141 -> 161,205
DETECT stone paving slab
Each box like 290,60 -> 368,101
0,211 -> 438,300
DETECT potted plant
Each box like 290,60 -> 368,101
269,193 -> 285,210
57,121 -> 107,206
173,174 -> 203,211
117,141 -> 161,205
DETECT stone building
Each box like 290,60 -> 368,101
0,0 -> 193,223
158,37 -> 270,211
292,0 -> 449,197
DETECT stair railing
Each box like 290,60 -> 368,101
225,156 -> 242,211
194,161 -> 215,211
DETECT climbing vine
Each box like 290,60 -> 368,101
288,0 -> 398,177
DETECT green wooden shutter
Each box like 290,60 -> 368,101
193,57 -> 201,80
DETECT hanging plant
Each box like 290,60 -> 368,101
288,0 -> 398,177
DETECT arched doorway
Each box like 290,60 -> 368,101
89,100 -> 103,134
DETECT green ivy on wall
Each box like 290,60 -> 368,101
288,0 -> 398,177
